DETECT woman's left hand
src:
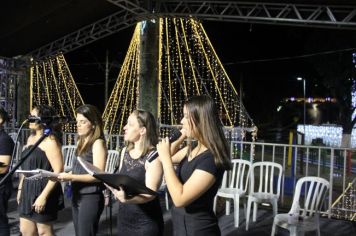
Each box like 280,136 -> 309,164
105,184 -> 128,203
33,195 -> 47,213
156,137 -> 171,164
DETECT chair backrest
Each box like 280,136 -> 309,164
290,176 -> 330,218
250,161 -> 283,197
221,159 -> 252,192
62,145 -> 76,172
105,150 -> 120,173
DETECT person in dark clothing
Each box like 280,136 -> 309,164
58,104 -> 107,236
157,95 -> 232,236
0,107 -> 14,236
18,105 -> 64,236
105,110 -> 164,236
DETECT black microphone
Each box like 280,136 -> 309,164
147,128 -> 182,163
27,115 -> 69,124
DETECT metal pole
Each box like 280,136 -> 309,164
105,50 -> 109,105
303,79 -> 306,145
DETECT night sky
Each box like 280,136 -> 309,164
64,21 -> 356,129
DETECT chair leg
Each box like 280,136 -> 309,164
233,195 -> 240,227
246,197 -> 252,231
271,219 -> 276,236
316,216 -> 321,236
271,199 -> 278,216
243,200 -> 247,218
226,199 -> 231,215
290,225 -> 297,236
252,202 -> 258,222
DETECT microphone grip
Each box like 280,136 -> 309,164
147,151 -> 159,163
148,128 -> 182,163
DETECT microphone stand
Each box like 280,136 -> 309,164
0,127 -> 52,186
109,190 -> 112,236
104,188 -> 113,236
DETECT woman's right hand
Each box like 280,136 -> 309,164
58,172 -> 73,182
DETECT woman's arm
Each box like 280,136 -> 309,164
17,175 -> 24,203
171,146 -> 188,164
110,156 -> 163,204
157,138 -> 216,207
59,139 -> 107,183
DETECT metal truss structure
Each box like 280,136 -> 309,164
29,1 -> 356,59
30,54 -> 84,132
0,57 -> 20,128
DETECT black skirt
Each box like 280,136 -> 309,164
171,207 -> 221,236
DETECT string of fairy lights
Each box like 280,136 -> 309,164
332,180 -> 356,221
158,18 -> 255,137
30,53 -> 84,133
102,23 -> 141,135
31,18 -> 256,140
102,18 -> 255,137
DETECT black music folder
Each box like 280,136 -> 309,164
77,156 -> 157,196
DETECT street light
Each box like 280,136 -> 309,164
297,77 -> 306,145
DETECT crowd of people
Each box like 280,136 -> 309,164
0,95 -> 231,236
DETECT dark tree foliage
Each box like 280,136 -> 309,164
305,29 -> 356,135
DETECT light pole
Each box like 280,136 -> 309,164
297,77 -> 306,145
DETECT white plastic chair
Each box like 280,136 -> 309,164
105,150 -> 120,173
213,159 -> 252,227
246,161 -> 283,231
271,176 -> 329,236
62,145 -> 76,172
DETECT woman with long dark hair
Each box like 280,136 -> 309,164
157,95 -> 232,235
18,104 -> 64,236
58,104 -> 107,236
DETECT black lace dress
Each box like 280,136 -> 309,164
116,150 -> 164,236
18,146 -> 64,223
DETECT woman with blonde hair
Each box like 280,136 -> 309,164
106,109 -> 164,235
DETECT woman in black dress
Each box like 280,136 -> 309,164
157,95 -> 232,236
58,104 -> 107,236
106,110 -> 164,236
17,105 -> 64,236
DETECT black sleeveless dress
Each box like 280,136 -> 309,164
19,146 -> 64,223
116,150 -> 164,236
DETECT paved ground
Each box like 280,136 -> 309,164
7,183 -> 356,236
